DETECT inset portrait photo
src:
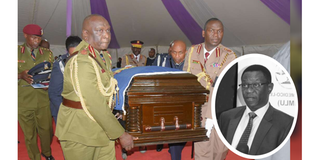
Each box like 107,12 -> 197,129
212,54 -> 298,159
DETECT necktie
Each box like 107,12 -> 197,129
31,49 -> 36,61
100,53 -> 106,64
236,112 -> 257,154
204,52 -> 210,63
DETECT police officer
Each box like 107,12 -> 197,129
18,24 -> 54,160
121,40 -> 147,67
48,36 -> 82,124
55,14 -> 136,160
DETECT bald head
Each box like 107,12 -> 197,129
82,14 -> 111,52
40,40 -> 50,49
171,40 -> 187,64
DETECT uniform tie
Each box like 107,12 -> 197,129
204,52 -> 210,63
236,112 -> 257,154
100,53 -> 106,64
31,49 -> 36,61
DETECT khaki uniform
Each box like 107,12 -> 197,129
121,53 -> 147,67
55,41 -> 124,160
18,43 -> 53,160
183,43 -> 237,160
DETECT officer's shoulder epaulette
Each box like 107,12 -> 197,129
223,47 -> 233,53
128,53 -> 134,59
39,46 -> 50,51
39,47 -> 53,55
18,45 -> 25,54
196,44 -> 203,54
223,47 -> 237,58
80,49 -> 88,55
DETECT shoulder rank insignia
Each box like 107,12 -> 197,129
130,53 -> 134,59
216,47 -> 220,57
224,47 -> 232,52
39,48 -> 44,55
20,46 -> 25,54
88,45 -> 96,57
197,44 -> 202,55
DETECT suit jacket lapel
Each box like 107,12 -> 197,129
227,106 -> 246,144
249,105 -> 274,154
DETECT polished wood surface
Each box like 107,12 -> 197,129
124,73 -> 209,146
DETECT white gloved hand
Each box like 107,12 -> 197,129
205,118 -> 214,138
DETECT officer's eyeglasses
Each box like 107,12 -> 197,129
239,83 -> 269,89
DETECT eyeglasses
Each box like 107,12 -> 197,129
239,83 -> 269,89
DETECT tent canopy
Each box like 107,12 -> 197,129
18,0 -> 290,66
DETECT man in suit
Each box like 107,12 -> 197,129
163,40 -> 186,70
154,40 -> 187,159
219,64 -> 293,155
153,41 -> 173,67
48,36 -> 82,124
146,48 -> 156,66
18,24 -> 54,160
183,18 -> 237,160
121,40 -> 147,67
167,40 -> 188,160
55,14 -> 136,160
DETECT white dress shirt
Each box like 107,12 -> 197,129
134,54 -> 140,62
203,45 -> 216,60
231,103 -> 270,150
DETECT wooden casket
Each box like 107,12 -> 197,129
123,73 -> 209,146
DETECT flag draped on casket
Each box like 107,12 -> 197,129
112,66 -> 186,113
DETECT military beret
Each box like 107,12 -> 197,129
23,24 -> 43,36
131,40 -> 144,48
